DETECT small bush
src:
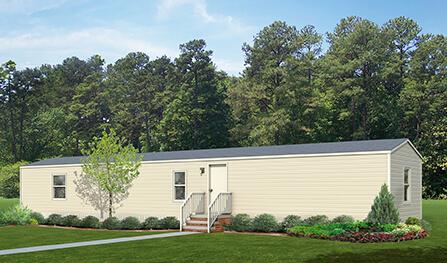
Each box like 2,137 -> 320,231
29,218 -> 39,225
46,214 -> 63,226
405,217 -> 421,226
331,215 -> 355,225
304,215 -> 330,226
102,217 -> 121,230
121,216 -> 141,230
421,219 -> 432,232
0,205 -> 32,225
160,216 -> 180,229
62,215 -> 81,227
281,215 -> 303,231
143,217 -> 161,230
366,184 -> 399,224
252,213 -> 279,232
229,214 -> 252,232
80,216 -> 100,228
30,212 -> 45,224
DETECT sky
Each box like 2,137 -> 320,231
1,0 -> 446,76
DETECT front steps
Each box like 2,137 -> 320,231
182,214 -> 231,233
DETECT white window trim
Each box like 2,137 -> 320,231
52,174 -> 67,200
172,170 -> 187,202
403,167 -> 411,203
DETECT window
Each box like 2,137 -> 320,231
173,171 -> 186,201
53,175 -> 66,199
404,168 -> 410,202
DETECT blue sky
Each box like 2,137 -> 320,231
1,0 -> 446,75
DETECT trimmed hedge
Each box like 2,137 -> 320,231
160,216 -> 180,229
252,214 -> 279,232
121,216 -> 141,230
281,215 -> 303,231
62,215 -> 81,227
229,214 -> 252,232
331,215 -> 354,225
143,217 -> 161,230
80,216 -> 100,228
102,217 -> 121,230
303,215 -> 330,226
46,214 -> 63,226
30,212 -> 45,224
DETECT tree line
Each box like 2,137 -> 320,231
0,16 -> 446,198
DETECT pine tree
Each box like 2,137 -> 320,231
366,184 -> 400,224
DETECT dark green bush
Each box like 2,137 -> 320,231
102,217 -> 121,230
331,215 -> 355,224
405,216 -> 421,226
30,212 -> 45,224
143,217 -> 161,230
252,213 -> 279,232
366,184 -> 399,224
281,215 -> 303,231
46,214 -> 63,225
121,216 -> 141,230
229,214 -> 252,232
80,216 -> 100,228
62,215 -> 81,227
304,215 -> 330,226
160,216 -> 179,229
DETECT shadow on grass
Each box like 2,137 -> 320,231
306,247 -> 447,263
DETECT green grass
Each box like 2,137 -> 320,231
1,200 -> 446,262
0,198 -> 19,211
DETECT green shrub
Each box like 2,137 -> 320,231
366,184 -> 399,224
405,216 -> 421,226
30,212 -> 45,224
0,161 -> 28,198
80,216 -> 100,228
379,223 -> 398,232
288,224 -> 346,237
62,215 -> 81,227
230,214 -> 252,232
421,219 -> 432,232
102,217 -> 121,230
0,205 -> 32,225
281,215 -> 303,231
160,216 -> 180,229
29,218 -> 39,225
252,213 -> 279,232
331,215 -> 355,224
46,214 -> 63,225
304,215 -> 330,226
143,217 -> 161,230
121,216 -> 141,230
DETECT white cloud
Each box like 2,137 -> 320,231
214,57 -> 244,75
156,0 -> 252,35
0,0 -> 68,14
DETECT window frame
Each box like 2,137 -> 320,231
172,170 -> 187,202
403,167 -> 411,203
52,174 -> 67,200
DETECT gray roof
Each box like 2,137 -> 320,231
26,138 -> 410,167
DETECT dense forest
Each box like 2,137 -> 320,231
0,16 -> 446,198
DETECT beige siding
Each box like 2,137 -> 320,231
390,143 -> 422,220
21,153 -> 389,221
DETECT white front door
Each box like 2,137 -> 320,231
209,164 -> 227,203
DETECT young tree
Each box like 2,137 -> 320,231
80,129 -> 142,218
366,184 -> 400,224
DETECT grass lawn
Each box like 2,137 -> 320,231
0,200 -> 446,262
0,197 -> 19,211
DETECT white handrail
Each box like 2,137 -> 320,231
207,192 -> 232,233
180,192 -> 205,231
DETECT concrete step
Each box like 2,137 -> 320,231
182,225 -> 208,232
186,220 -> 207,226
189,214 -> 207,221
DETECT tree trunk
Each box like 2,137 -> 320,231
108,191 -> 113,218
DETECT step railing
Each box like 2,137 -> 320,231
180,192 -> 206,231
207,192 -> 232,233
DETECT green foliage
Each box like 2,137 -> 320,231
405,216 -> 422,226
303,215 -> 330,226
229,214 -> 252,232
46,214 -> 63,226
30,212 -> 45,224
331,215 -> 355,224
160,216 -> 179,229
281,215 -> 304,230
80,216 -> 100,228
80,129 -> 142,218
367,184 -> 400,224
29,218 -> 38,225
143,217 -> 161,230
0,205 -> 32,225
252,214 -> 279,232
0,161 -> 28,198
120,216 -> 141,230
62,215 -> 81,227
102,217 -> 121,230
